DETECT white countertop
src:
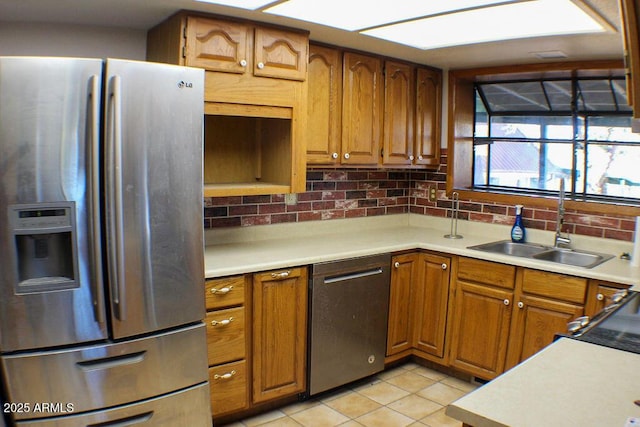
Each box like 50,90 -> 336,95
446,338 -> 640,427
204,214 -> 640,290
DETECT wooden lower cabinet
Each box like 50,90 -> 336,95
252,267 -> 308,404
584,279 -> 631,317
386,252 -> 451,363
209,360 -> 249,416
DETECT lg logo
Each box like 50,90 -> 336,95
177,80 -> 193,88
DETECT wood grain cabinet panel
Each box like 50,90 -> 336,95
209,360 -> 249,416
206,306 -> 246,366
205,275 -> 246,310
387,253 -> 419,356
414,67 -> 442,166
341,52 -> 383,165
252,267 -> 307,404
383,61 -> 414,166
254,26 -> 308,81
619,0 -> 640,119
306,44 -> 342,165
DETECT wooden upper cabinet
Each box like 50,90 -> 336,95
307,44 -> 342,165
383,61 -> 414,166
342,52 -> 383,165
415,68 -> 442,166
254,27 -> 308,81
183,16 -> 307,81
184,16 -> 250,73
619,0 -> 640,119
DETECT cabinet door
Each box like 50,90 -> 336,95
415,68 -> 442,166
620,0 -> 640,118
209,360 -> 249,416
252,267 -> 307,404
307,45 -> 342,165
254,27 -> 308,81
505,294 -> 583,369
449,281 -> 513,380
383,61 -> 414,166
413,253 -> 451,358
184,16 -> 250,73
342,52 -> 383,165
387,253 -> 418,356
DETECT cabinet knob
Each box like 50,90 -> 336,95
239,59 -> 247,67
394,261 -> 400,268
213,370 -> 237,380
517,301 -> 524,309
210,285 -> 233,295
503,299 -> 510,306
257,62 -> 265,69
441,263 -> 447,270
418,155 -> 423,160
332,152 -> 338,159
409,155 -> 415,161
211,317 -> 234,327
596,293 -> 604,301
344,153 -> 350,160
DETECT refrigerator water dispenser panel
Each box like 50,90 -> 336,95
10,202 -> 79,293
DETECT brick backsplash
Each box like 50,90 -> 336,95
204,150 -> 637,242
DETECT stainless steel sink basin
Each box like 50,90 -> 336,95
532,248 -> 614,269
467,240 -> 614,269
467,240 -> 549,257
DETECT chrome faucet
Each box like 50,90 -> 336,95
555,179 -> 571,248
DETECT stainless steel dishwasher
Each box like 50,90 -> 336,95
308,253 -> 391,396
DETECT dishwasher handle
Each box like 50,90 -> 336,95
323,267 -> 384,284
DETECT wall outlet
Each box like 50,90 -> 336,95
428,186 -> 437,202
284,193 -> 298,205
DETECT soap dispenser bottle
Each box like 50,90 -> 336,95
511,205 -> 526,243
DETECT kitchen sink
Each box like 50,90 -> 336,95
532,248 -> 614,269
467,240 -> 614,269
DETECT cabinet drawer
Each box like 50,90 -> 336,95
209,360 -> 248,416
457,257 -> 516,289
205,275 -> 246,310
206,306 -> 246,365
522,269 -> 587,304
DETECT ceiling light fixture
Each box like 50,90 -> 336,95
362,0 -> 607,50
264,0 -> 519,31
193,0 -> 279,10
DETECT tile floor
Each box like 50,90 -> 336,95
222,363 -> 479,427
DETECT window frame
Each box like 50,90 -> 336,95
447,60 -> 640,217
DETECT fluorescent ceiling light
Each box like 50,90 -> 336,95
265,0 -> 518,31
362,0 -> 606,50
193,0 -> 277,10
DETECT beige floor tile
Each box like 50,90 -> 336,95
408,422 -> 428,427
338,421 -> 365,427
356,381 -> 410,405
417,383 -> 466,406
281,398 -> 322,415
411,366 -> 448,381
439,376 -> 479,393
384,371 -> 437,393
290,404 -> 350,427
325,391 -> 381,419
241,410 -> 287,427
356,407 -> 415,427
258,416 -> 303,427
376,367 -> 407,381
387,394 -> 443,420
321,387 -> 359,403
420,408 -> 463,427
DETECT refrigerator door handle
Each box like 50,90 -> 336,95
106,74 -> 126,321
87,411 -> 153,426
88,73 -> 104,324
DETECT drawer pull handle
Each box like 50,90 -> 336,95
77,351 -> 146,371
210,285 -> 233,295
271,270 -> 291,280
211,317 -> 234,326
214,370 -> 237,380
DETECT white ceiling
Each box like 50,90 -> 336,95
0,0 -> 623,69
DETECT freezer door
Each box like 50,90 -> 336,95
103,59 -> 205,338
2,324 -> 208,421
0,57 -> 107,352
15,383 -> 212,427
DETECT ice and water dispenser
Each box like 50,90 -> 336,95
9,202 -> 79,293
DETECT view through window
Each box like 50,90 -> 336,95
473,77 -> 640,203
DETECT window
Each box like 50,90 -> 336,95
473,77 -> 640,203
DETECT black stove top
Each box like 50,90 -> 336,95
573,291 -> 640,354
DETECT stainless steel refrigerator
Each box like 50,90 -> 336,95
0,57 -> 211,426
